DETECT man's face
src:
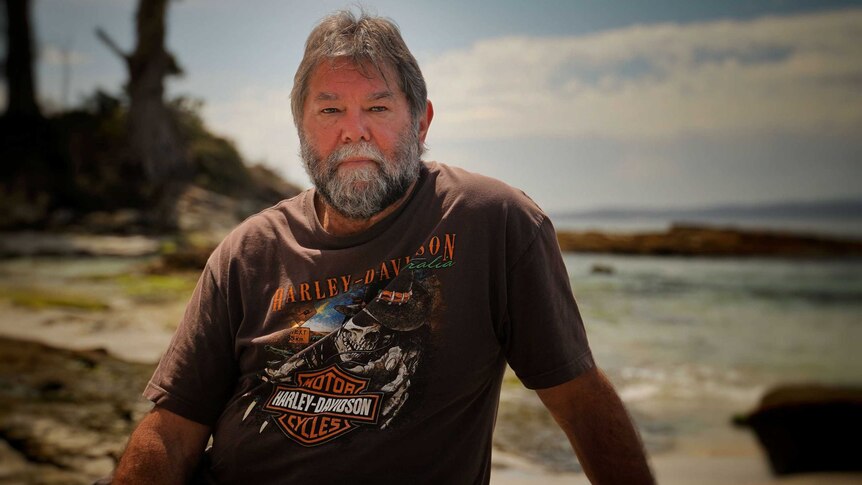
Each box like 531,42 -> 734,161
299,59 -> 429,220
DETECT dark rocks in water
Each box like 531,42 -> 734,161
557,224 -> 862,257
0,337 -> 154,484
590,263 -> 615,275
734,384 -> 862,475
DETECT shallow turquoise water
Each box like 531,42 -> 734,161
564,254 -> 862,425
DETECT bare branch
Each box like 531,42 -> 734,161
95,27 -> 129,62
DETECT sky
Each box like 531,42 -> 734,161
6,0 -> 862,212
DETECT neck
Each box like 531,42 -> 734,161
315,178 -> 418,236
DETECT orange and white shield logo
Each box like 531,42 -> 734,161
264,365 -> 382,446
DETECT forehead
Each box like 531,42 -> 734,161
306,58 -> 404,100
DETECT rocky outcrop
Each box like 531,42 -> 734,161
557,224 -> 862,257
0,182 -> 301,262
0,338 -> 154,484
734,384 -> 862,475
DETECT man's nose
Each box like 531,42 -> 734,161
340,110 -> 371,143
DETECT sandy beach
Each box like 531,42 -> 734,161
1,249 -> 859,484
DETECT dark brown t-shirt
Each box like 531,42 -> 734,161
145,162 -> 594,484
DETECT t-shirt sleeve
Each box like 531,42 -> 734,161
502,216 -> 595,389
143,259 -> 239,425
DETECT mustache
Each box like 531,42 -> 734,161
327,142 -> 386,171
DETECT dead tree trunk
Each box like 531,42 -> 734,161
127,0 -> 188,185
3,0 -> 41,119
97,0 -> 188,186
0,0 -> 62,229
96,0 -> 190,229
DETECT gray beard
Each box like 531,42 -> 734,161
300,129 -> 422,220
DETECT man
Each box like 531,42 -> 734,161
113,10 -> 654,484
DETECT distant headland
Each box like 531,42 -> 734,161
556,223 -> 862,257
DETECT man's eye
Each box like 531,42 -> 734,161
369,106 -> 388,112
321,107 -> 339,114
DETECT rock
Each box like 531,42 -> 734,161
155,182 -> 303,270
79,210 -> 145,233
590,263 -> 615,275
734,384 -> 862,475
557,224 -> 862,257
175,185 -> 246,239
0,337 -> 154,484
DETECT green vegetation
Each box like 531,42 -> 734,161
115,272 -> 198,303
1,91 -> 298,232
173,97 -> 256,199
5,288 -> 110,311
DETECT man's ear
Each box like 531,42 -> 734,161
418,100 -> 433,143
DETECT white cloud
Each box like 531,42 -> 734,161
423,9 -> 862,141
203,86 -> 311,187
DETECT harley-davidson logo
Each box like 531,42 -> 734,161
264,365 -> 382,446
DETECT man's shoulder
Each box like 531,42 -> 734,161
424,161 -> 550,260
208,192 -> 308,264
246,192 -> 306,230
426,161 -> 545,219
426,162 -> 529,201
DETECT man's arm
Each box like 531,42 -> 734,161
113,406 -> 211,484
535,367 -> 655,485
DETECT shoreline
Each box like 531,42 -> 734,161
3,224 -> 861,262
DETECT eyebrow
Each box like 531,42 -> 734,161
369,91 -> 394,101
315,92 -> 338,101
313,91 -> 394,102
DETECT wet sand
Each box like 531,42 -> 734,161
1,254 -> 859,484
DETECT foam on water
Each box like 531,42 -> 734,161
564,253 -> 862,438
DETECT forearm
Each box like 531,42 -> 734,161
113,407 -> 210,484
537,368 -> 655,485
566,379 -> 653,484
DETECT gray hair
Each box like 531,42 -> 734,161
290,10 -> 428,130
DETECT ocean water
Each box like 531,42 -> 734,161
563,253 -> 862,439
